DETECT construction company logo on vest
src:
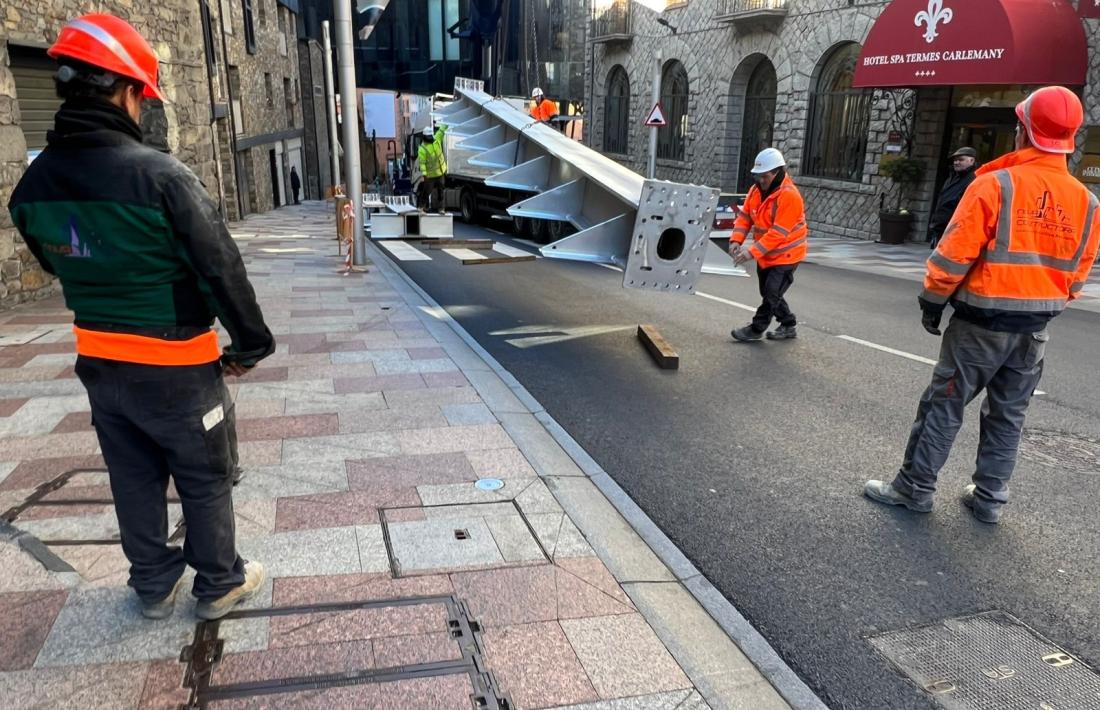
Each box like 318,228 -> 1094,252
44,216 -> 93,259
1017,192 -> 1074,236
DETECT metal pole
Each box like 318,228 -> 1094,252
648,49 -> 661,179
321,21 -> 340,194
334,1 -> 365,266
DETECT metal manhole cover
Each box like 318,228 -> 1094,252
869,611 -> 1100,709
1018,430 -> 1100,475
475,478 -> 505,491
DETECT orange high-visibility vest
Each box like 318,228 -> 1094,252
729,175 -> 809,268
922,147 -> 1100,320
530,99 -> 557,122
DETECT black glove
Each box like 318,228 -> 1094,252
921,310 -> 942,336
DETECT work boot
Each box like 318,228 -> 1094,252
141,575 -> 186,620
195,561 -> 266,621
731,325 -> 764,342
863,480 -> 933,513
766,325 -> 798,340
232,466 -> 244,486
961,484 -> 1002,524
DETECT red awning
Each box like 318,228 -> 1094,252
853,0 -> 1087,88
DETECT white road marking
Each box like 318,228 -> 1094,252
836,335 -> 1046,395
695,291 -> 758,313
379,241 -> 431,261
492,324 -> 634,349
492,243 -> 538,258
835,335 -> 938,365
442,248 -> 486,261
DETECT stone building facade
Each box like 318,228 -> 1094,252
586,0 -> 1100,243
0,0 -> 322,308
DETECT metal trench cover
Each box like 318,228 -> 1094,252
380,500 -> 550,578
868,610 -> 1100,709
180,595 -> 511,709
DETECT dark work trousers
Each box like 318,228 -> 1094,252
424,176 -> 445,214
751,264 -> 798,333
74,356 -> 245,602
891,318 -> 1047,515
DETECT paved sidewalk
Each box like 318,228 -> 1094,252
0,202 -> 794,710
804,237 -> 1100,314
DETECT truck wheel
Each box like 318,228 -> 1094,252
511,215 -> 530,237
530,219 -> 551,244
546,220 -> 575,242
459,188 -> 479,224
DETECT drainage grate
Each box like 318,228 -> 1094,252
1018,429 -> 1100,476
1,468 -> 186,548
178,595 -> 512,709
869,611 -> 1100,709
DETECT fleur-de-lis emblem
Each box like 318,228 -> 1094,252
914,0 -> 953,43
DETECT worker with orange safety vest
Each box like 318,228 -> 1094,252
865,86 -> 1099,524
8,15 -> 271,618
729,148 -> 809,341
529,87 -> 558,124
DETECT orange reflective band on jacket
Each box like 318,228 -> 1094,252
922,148 -> 1100,315
73,326 -> 221,366
729,175 -> 809,268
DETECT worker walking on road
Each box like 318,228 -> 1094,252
529,87 -> 558,124
8,14 -> 274,618
729,148 -> 809,342
418,123 -> 448,213
865,86 -> 1099,524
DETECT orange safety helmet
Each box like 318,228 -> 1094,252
47,14 -> 165,102
1015,86 -> 1083,155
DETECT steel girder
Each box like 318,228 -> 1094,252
434,78 -> 743,293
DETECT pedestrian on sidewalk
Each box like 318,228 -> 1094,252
290,166 -> 302,205
418,123 -> 448,214
927,147 -> 978,249
729,148 -> 809,342
8,14 -> 274,618
865,86 -> 1100,524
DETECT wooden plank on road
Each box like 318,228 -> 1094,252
427,239 -> 494,249
637,325 -> 679,370
462,255 -> 537,266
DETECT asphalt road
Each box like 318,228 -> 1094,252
378,222 -> 1100,710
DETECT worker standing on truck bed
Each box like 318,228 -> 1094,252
418,123 -> 448,214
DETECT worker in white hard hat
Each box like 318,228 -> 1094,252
729,147 -> 809,342
530,86 -> 558,124
417,122 -> 448,213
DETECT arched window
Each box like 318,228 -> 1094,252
603,66 -> 630,155
658,60 -> 689,162
737,59 -> 777,192
805,43 -> 872,181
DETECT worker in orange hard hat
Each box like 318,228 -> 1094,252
8,14 -> 271,618
529,87 -> 558,124
865,86 -> 1099,524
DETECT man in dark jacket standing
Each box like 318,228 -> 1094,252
8,14 -> 273,621
927,147 -> 977,248
290,166 -> 302,205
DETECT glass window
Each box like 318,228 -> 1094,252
738,59 -> 777,191
658,60 -> 688,161
603,65 -> 629,155
805,43 -> 871,181
242,0 -> 256,54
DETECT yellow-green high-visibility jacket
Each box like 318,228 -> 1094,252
418,125 -> 448,178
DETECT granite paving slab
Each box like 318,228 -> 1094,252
0,589 -> 70,670
235,526 -> 362,578
482,621 -> 599,709
0,662 -> 149,710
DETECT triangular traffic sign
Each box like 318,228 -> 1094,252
644,103 -> 667,127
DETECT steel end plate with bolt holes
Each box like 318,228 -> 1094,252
624,181 -> 720,294
868,610 -> 1100,709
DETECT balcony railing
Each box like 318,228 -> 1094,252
715,0 -> 788,28
590,1 -> 632,42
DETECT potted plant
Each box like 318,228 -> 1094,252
878,156 -> 926,244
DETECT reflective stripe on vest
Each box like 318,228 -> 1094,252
74,326 -> 220,366
986,171 -> 1095,271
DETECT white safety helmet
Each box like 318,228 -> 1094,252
750,148 -> 786,174
531,87 -> 544,98
422,125 -> 434,137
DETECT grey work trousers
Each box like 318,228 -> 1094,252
75,356 -> 245,602
891,317 -> 1048,514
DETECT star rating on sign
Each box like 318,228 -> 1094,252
914,70 -> 937,78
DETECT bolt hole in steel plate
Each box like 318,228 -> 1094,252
868,611 -> 1100,709
1017,429 -> 1100,476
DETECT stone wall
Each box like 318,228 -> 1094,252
588,0 -> 1099,241
298,38 -> 331,200
1,0 -> 217,308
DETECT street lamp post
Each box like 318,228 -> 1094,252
321,21 -> 340,195
333,0 -> 389,267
